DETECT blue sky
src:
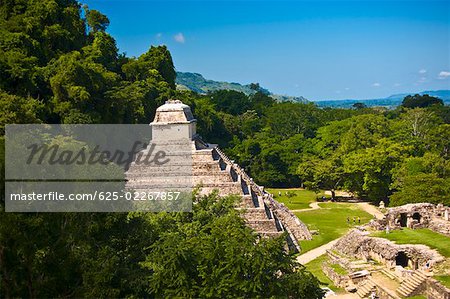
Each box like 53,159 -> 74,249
83,0 -> 450,101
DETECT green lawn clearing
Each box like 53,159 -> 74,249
295,203 -> 373,253
330,263 -> 348,275
436,275 -> 450,288
371,228 -> 450,258
267,188 -> 327,210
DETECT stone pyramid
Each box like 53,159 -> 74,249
126,100 -> 311,251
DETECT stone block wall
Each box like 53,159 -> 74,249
381,203 -> 450,236
326,250 -> 352,272
321,263 -> 349,288
386,203 -> 435,229
267,199 -> 313,241
429,219 -> 450,237
426,278 -> 450,299
332,229 -> 444,270
373,284 -> 400,299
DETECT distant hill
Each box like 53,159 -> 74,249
176,72 -> 449,109
176,72 -> 269,95
387,90 -> 450,101
315,90 -> 450,109
176,72 -> 308,103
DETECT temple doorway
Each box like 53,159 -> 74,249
412,212 -> 421,223
395,251 -> 409,267
399,213 -> 408,227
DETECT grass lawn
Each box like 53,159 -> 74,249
331,263 -> 348,275
371,228 -> 450,258
304,254 -> 340,291
295,203 -> 373,253
436,275 -> 450,288
266,188 -> 326,210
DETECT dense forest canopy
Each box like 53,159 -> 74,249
1,0 -> 448,206
0,0 -> 449,297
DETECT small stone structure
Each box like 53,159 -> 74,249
381,203 -> 450,236
126,100 -> 311,251
328,203 -> 450,298
332,229 -> 444,270
386,203 -> 435,229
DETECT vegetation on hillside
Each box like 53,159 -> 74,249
176,72 -> 271,95
176,71 -> 308,103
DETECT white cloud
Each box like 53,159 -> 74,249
418,77 -> 427,83
156,33 -> 162,39
438,71 -> 450,79
419,69 -> 427,74
372,82 -> 381,87
344,87 -> 350,91
174,33 -> 185,43
394,83 -> 401,87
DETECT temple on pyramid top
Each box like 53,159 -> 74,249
152,99 -> 196,124
151,99 -> 197,141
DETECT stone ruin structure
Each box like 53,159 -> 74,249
125,100 -> 311,251
331,229 -> 450,298
374,203 -> 450,236
317,203 -> 450,298
333,229 -> 444,271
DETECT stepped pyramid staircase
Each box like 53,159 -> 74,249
210,146 -> 312,243
125,99 -> 312,252
396,271 -> 427,298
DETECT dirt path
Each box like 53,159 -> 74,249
296,237 -> 342,265
356,202 -> 384,220
291,201 -> 322,213
293,201 -> 384,298
296,202 -> 383,265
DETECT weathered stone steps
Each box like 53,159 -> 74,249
238,195 -> 263,209
258,231 -> 284,238
246,220 -> 280,232
356,279 -> 376,298
380,268 -> 397,281
239,208 -> 270,219
397,271 -> 426,297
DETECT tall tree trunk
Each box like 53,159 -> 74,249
0,246 -> 10,298
27,262 -> 35,299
